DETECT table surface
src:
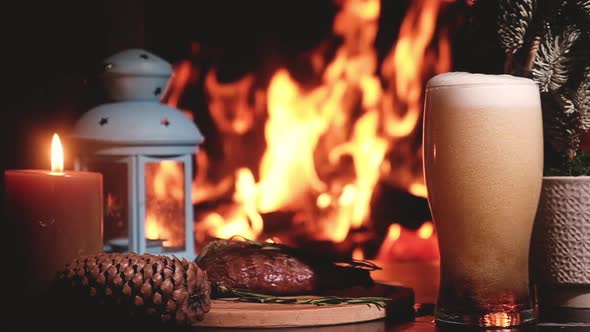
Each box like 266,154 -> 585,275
199,261 -> 589,332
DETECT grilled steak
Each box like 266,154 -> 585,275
197,240 -> 377,296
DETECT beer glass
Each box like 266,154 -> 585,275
423,72 -> 543,328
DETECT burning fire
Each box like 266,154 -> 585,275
196,168 -> 263,241
144,161 -> 186,248
153,0 -> 451,259
377,221 -> 439,261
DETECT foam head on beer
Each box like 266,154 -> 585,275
427,72 -> 533,87
426,72 -> 539,110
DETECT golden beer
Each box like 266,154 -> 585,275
423,72 -> 543,328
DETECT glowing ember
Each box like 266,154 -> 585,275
264,237 -> 280,244
352,247 -> 365,260
316,193 -> 332,209
409,181 -> 429,198
417,221 -> 435,239
389,223 -> 403,241
377,222 -> 439,261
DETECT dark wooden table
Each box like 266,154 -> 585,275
25,260 -> 586,331
201,261 -> 589,331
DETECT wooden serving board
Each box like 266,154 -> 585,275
193,284 -> 414,328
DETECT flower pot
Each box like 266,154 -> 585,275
532,176 -> 590,324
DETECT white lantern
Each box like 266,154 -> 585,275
71,49 -> 203,259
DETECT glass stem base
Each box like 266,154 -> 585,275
435,308 -> 535,328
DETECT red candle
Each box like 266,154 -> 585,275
4,134 -> 103,296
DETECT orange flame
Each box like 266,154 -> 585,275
257,69 -> 328,213
253,0 -> 386,242
206,71 -> 259,135
352,247 -> 364,260
51,133 -> 64,174
253,0 -> 449,243
165,60 -> 193,107
162,0 -> 452,255
380,0 -> 451,192
417,221 -> 434,239
153,161 -> 184,201
196,168 -> 264,242
377,222 -> 439,261
145,161 -> 186,248
388,224 -> 403,242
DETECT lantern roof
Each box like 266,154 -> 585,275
72,101 -> 204,146
71,49 -> 204,154
103,49 -> 173,76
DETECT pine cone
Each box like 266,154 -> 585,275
57,253 -> 211,326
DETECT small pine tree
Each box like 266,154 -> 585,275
498,0 -> 590,175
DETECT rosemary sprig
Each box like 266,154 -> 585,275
215,286 -> 390,309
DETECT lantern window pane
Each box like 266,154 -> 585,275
144,160 -> 186,253
87,161 -> 129,251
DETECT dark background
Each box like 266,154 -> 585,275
3,0 -> 504,172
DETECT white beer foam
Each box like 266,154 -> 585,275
425,72 -> 541,110
427,72 -> 535,88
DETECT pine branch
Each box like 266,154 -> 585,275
498,0 -> 536,54
532,25 -> 580,92
542,92 -> 580,153
576,0 -> 590,18
213,286 -> 390,309
574,69 -> 590,131
559,93 -> 576,115
498,0 -> 590,175
543,69 -> 590,160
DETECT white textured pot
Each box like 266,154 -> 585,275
532,176 -> 590,323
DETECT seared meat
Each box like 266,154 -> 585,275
197,240 -> 377,296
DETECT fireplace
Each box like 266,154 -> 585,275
153,0 -> 462,261
7,0 -> 505,262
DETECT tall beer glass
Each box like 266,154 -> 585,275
423,72 -> 543,328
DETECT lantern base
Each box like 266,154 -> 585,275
106,237 -> 166,254
104,238 -> 195,259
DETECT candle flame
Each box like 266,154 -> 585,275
51,133 -> 64,173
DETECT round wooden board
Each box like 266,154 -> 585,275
193,299 -> 386,328
193,284 -> 414,328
